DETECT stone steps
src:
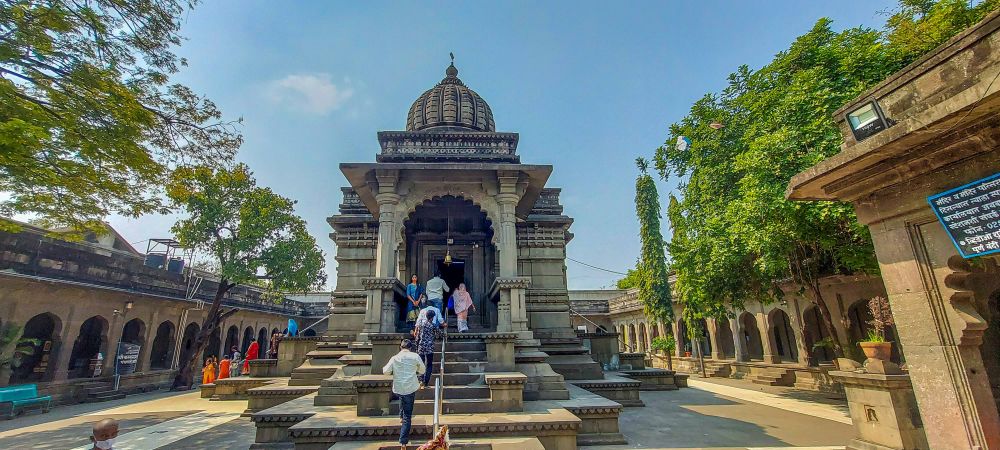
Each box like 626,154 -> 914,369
749,367 -> 796,386
415,385 -> 490,400
324,437 -> 544,450
391,398 -> 494,415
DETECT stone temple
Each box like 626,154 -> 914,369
244,62 -> 680,449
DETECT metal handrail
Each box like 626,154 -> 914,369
433,305 -> 449,435
568,306 -> 635,352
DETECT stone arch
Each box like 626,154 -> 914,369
121,318 -> 146,347
9,312 -> 62,383
637,322 -> 648,352
627,323 -> 637,352
242,326 -> 254,353
257,327 -> 268,355
847,298 -> 901,363
224,325 -> 239,357
178,323 -> 200,369
303,329 -> 317,337
203,326 -> 221,361
617,324 -> 627,351
802,305 -> 834,366
395,190 -> 501,245
148,321 -> 175,370
715,318 -> 736,359
67,315 -> 109,378
768,309 -> 798,362
694,318 -> 712,356
740,313 -> 764,360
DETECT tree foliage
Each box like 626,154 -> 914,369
0,0 -> 241,231
654,0 -> 998,358
167,163 -> 325,388
615,267 -> 641,290
633,158 -> 673,322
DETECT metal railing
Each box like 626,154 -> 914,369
433,306 -> 449,435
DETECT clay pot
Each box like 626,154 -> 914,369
859,341 -> 892,360
684,351 -> 691,357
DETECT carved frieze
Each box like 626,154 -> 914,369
376,131 -> 520,163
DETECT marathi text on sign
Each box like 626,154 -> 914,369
928,172 -> 1000,258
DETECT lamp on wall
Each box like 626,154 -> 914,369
846,100 -> 892,141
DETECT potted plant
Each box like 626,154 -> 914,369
859,296 -> 894,360
650,335 -> 676,371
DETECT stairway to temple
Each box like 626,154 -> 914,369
391,337 -> 493,415
749,366 -> 796,386
288,335 -> 355,386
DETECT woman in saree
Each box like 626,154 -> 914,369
202,357 -> 217,384
242,340 -> 259,375
452,283 -> 476,333
217,355 -> 231,380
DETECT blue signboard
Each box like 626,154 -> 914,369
927,172 -> 1000,258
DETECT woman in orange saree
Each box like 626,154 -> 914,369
242,340 -> 259,375
202,358 -> 217,384
217,356 -> 231,380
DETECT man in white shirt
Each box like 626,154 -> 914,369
382,339 -> 426,450
424,272 -> 450,313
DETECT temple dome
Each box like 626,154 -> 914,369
406,63 -> 495,132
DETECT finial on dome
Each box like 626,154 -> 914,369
446,52 -> 458,78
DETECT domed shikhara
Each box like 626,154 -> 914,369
406,63 -> 495,132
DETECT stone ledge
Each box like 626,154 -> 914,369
352,374 -> 393,392
485,373 -> 527,385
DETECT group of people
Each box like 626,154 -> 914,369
201,341 -> 259,385
405,272 -> 477,333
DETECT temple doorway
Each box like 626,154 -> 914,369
403,196 -> 496,331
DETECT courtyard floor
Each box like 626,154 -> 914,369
0,378 -> 852,450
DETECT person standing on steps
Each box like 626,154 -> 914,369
425,271 -> 450,314
230,346 -> 242,378
405,274 -> 424,330
414,309 -> 444,388
452,283 -> 476,333
383,339 -> 425,450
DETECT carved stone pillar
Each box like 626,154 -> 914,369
757,313 -> 780,364
362,277 -> 402,334
496,172 -> 521,277
494,277 -> 530,332
730,317 -> 749,362
706,319 -> 722,360
374,170 -> 400,278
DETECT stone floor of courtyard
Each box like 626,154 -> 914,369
0,377 -> 852,450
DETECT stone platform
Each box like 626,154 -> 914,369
617,369 -> 679,391
286,401 -> 580,450
205,376 -> 279,401
568,375 -> 643,407
246,378 -> 320,416
327,437 -> 545,450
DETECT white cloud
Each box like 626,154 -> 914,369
265,73 -> 354,114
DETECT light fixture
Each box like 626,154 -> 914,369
125,301 -> 134,311
847,100 -> 890,141
444,206 -> 452,266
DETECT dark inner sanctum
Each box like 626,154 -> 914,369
402,196 -> 496,331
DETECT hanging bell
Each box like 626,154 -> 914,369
444,251 -> 452,266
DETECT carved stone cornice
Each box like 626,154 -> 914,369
944,255 -> 1000,346
369,333 -> 409,342
361,277 -> 404,292
288,420 -> 578,438
494,277 -> 531,289
376,130 -> 520,163
352,375 -> 393,392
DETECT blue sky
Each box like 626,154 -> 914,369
109,0 -> 898,290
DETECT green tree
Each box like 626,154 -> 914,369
654,0 -> 998,359
634,158 -> 673,322
0,0 -> 241,232
167,164 -> 325,389
615,267 -> 641,290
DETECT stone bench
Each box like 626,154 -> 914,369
200,383 -> 216,398
674,373 -> 689,388
352,374 -> 393,416
212,377 -> 275,400
485,372 -> 526,412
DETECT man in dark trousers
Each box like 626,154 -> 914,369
382,339 -> 426,450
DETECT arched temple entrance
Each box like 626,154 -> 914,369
68,316 -> 108,378
740,313 -> 764,360
402,196 -> 496,330
224,326 -> 239,357
149,321 -> 175,370
802,305 -> 834,366
178,323 -> 199,368
769,309 -> 798,362
9,313 -> 60,383
715,319 -> 736,359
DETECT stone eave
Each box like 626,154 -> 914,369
786,10 -> 1000,202
340,162 -> 552,219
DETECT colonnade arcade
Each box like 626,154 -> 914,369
3,308 -> 288,386
609,283 -> 902,367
